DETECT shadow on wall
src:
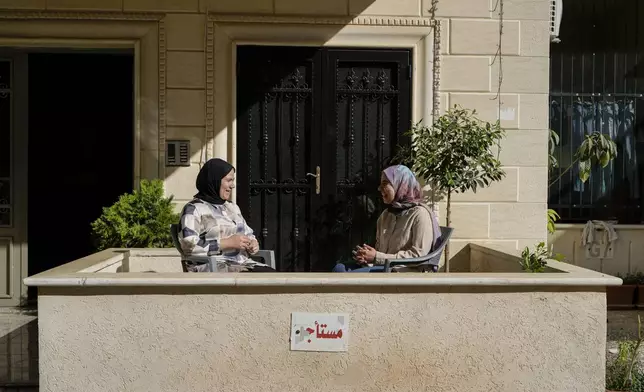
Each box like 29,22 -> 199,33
162,0 -> 385,201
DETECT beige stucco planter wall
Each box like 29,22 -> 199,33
26,245 -> 619,392
0,0 -> 551,257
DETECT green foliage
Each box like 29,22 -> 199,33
607,316 -> 644,391
520,242 -> 566,273
547,130 -> 618,234
547,208 -> 560,235
619,272 -> 644,286
549,130 -> 618,188
519,242 -> 549,273
577,131 -> 618,183
395,106 -> 506,196
551,252 -> 566,262
395,106 -> 506,269
91,179 -> 179,250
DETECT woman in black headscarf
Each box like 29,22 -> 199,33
178,158 -> 275,272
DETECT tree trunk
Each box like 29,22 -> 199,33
445,189 -> 451,272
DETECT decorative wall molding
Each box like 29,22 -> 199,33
207,12 -> 441,164
208,13 -> 436,27
205,20 -> 215,160
0,10 -> 164,21
433,19 -> 442,121
158,18 -> 167,175
0,10 -> 167,181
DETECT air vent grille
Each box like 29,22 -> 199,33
166,140 -> 191,167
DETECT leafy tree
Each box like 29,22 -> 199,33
91,179 -> 179,250
396,106 -> 506,270
547,130 -> 617,233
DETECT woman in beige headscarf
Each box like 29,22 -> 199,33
333,164 -> 440,272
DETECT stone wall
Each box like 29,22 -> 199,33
0,0 -> 551,254
436,0 -> 550,254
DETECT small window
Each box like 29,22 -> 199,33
549,0 -> 644,224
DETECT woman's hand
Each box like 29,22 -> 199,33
221,235 -> 251,251
245,238 -> 259,254
353,244 -> 376,264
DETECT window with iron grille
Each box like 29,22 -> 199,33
549,0 -> 644,224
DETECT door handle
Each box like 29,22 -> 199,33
306,166 -> 321,195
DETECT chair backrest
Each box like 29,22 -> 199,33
424,226 -> 453,266
432,226 -> 454,253
170,224 -> 185,256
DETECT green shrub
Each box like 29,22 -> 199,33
607,316 -> 644,391
607,341 -> 644,391
619,272 -> 644,286
519,242 -> 549,273
91,179 -> 179,250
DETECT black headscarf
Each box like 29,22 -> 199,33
194,158 -> 234,205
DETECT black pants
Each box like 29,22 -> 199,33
243,265 -> 277,273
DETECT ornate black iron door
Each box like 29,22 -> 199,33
236,46 -> 411,271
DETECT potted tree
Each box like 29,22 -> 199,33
608,272 -> 638,309
395,106 -> 506,271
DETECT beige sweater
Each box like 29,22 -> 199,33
373,205 -> 435,265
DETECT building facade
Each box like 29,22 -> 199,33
0,0 -> 551,305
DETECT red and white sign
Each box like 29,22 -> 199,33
290,312 -> 349,352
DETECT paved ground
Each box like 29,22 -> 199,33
0,308 -> 38,392
0,308 -> 641,392
608,310 -> 644,339
607,309 -> 644,364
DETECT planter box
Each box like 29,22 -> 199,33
635,285 -> 644,308
607,285 -> 637,308
24,245 -> 620,392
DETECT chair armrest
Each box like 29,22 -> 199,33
186,251 -> 276,272
383,254 -> 433,272
183,255 -> 214,264
183,255 -> 226,272
255,250 -> 276,269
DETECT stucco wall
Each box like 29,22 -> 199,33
37,286 -> 605,392
550,225 -> 644,276
0,0 -> 551,253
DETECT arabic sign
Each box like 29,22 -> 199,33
290,312 -> 349,352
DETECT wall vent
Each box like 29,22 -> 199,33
166,140 -> 190,167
